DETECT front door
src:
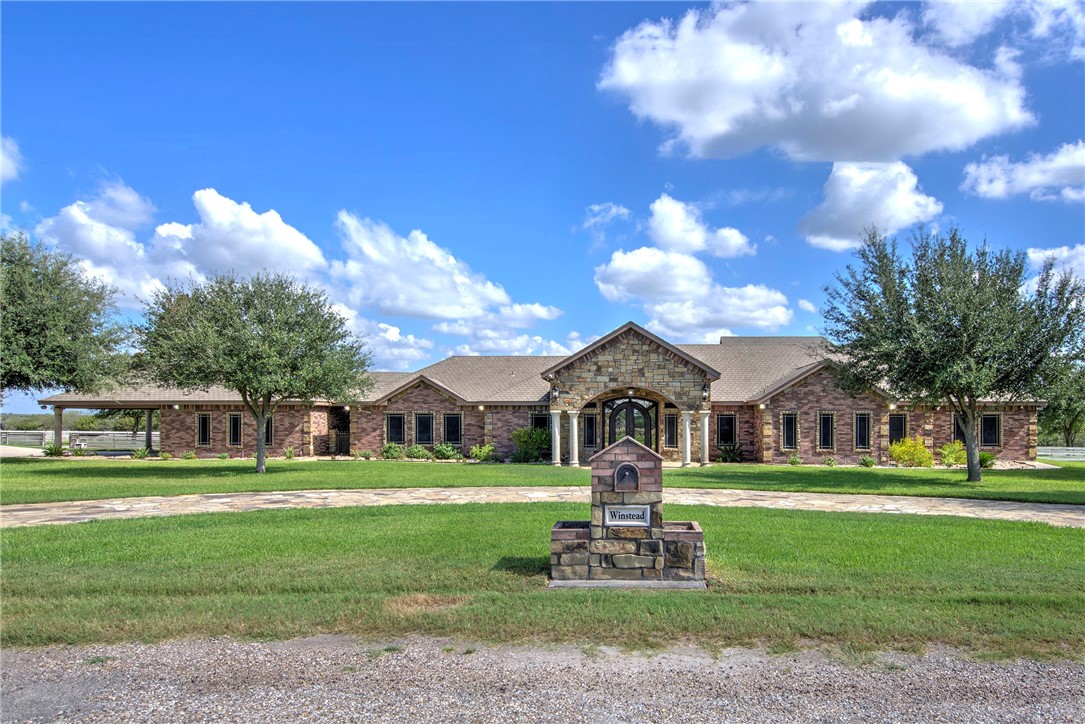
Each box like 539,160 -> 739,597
607,399 -> 655,449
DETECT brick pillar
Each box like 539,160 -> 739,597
761,408 -> 772,463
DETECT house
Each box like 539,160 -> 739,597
39,322 -> 1040,463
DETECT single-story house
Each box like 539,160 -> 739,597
39,321 -> 1040,464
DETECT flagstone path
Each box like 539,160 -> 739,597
2,486 -> 1082,529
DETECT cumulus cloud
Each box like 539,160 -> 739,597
450,331 -> 581,358
962,140 -> 1085,202
1,137 -> 24,184
599,2 -> 1032,162
648,193 -> 755,258
798,299 -> 817,313
799,162 -> 943,251
1026,244 -> 1085,281
922,1 -> 1013,46
595,247 -> 713,303
331,303 -> 435,370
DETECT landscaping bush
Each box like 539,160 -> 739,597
216,452 -> 230,460
510,426 -> 551,463
716,444 -> 743,463
888,436 -> 934,468
381,442 -> 405,460
938,440 -> 966,467
979,451 -> 997,469
858,455 -> 876,468
283,446 -> 295,460
788,453 -> 802,466
405,444 -> 433,460
71,447 -> 87,457
823,456 -> 837,467
361,450 -> 374,460
159,452 -> 173,460
469,443 -> 497,462
131,447 -> 149,459
432,443 -> 462,460
43,443 -> 64,457
180,450 -> 197,460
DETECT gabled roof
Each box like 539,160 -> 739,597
541,321 -> 721,380
373,374 -> 468,405
588,434 -> 663,463
677,337 -> 828,403
357,356 -> 558,404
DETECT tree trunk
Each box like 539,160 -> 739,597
959,408 -> 981,482
255,410 -> 267,474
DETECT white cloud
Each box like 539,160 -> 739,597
1,137 -> 24,184
799,162 -> 943,251
599,2 -> 1032,162
582,202 -> 630,230
923,1 -> 1013,46
648,193 -> 755,258
594,247 -> 713,303
962,140 -> 1085,202
1026,244 -> 1085,281
331,303 -> 435,371
798,298 -> 817,313
452,333 -> 574,357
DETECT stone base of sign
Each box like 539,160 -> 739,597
549,436 -> 706,588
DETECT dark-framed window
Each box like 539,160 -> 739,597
584,414 -> 599,448
264,416 -> 274,447
854,412 -> 871,450
980,413 -> 1001,447
386,414 -> 405,444
888,414 -> 907,445
228,413 -> 242,447
415,413 -> 434,445
443,413 -> 462,445
531,413 -> 549,430
664,413 -> 678,448
716,413 -> 737,447
196,413 -> 212,446
953,415 -> 967,443
781,412 -> 798,451
817,412 -> 835,451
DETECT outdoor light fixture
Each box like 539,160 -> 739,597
478,405 -> 485,411
343,405 -> 350,411
759,403 -> 766,410
702,383 -> 710,401
171,404 -> 179,410
889,403 -> 897,410
627,388 -> 634,397
552,386 -> 560,400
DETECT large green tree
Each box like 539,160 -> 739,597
1039,359 -> 1085,447
135,272 -> 372,472
822,227 -> 1085,482
0,232 -> 125,397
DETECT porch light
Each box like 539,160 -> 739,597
478,405 -> 485,411
343,405 -> 350,411
702,383 -> 710,401
171,404 -> 179,410
627,388 -> 634,397
889,403 -> 897,410
758,403 -> 766,410
552,386 -> 560,400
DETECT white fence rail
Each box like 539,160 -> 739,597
1038,446 -> 1085,461
0,431 -> 160,450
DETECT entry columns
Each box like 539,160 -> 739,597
681,411 -> 692,467
53,407 -> 63,449
567,411 -> 579,467
145,410 -> 154,452
699,411 -> 710,465
550,410 -> 562,465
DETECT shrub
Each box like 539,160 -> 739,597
510,426 -> 551,463
858,455 -> 876,468
130,447 -> 149,459
159,452 -> 173,460
180,450 -> 197,460
216,452 -> 230,460
43,443 -> 65,457
433,443 -> 462,460
938,440 -> 966,467
71,447 -> 87,456
888,436 -> 933,468
381,442 -> 405,460
979,451 -> 997,469
788,453 -> 802,466
469,443 -> 497,462
823,456 -> 837,467
283,446 -> 295,460
405,444 -> 432,460
361,450 -> 374,460
716,444 -> 742,463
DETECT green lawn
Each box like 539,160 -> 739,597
3,503 -> 1082,658
1,457 -> 1083,505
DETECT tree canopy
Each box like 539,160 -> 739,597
135,272 -> 372,472
1039,359 -> 1085,447
822,227 -> 1085,481
0,231 -> 125,398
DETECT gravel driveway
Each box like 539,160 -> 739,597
3,635 -> 1082,723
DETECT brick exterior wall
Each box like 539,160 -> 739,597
158,404 -> 315,458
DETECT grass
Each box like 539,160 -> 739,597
3,503 -> 1083,658
1,458 -> 1083,505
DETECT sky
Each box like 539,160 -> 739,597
2,1 -> 1083,414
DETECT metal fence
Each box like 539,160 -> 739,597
0,430 -> 160,450
1038,446 -> 1085,461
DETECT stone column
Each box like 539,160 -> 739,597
53,407 -> 63,448
568,411 -> 580,467
699,411 -> 710,466
145,410 -> 154,452
551,410 -> 562,465
681,411 -> 692,467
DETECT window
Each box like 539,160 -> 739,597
264,416 -> 274,447
584,414 -> 598,448
953,415 -> 967,443
854,412 -> 871,450
888,414 -> 907,445
415,413 -> 434,445
716,414 -> 737,447
386,414 -> 405,444
196,413 -> 212,446
443,414 -> 462,445
664,414 -> 678,448
531,413 -> 549,430
228,413 -> 242,447
980,414 -> 1001,447
817,412 -> 835,451
781,412 -> 798,450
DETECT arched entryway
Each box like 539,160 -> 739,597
604,397 -> 657,448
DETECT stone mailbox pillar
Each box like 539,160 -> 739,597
549,436 -> 706,588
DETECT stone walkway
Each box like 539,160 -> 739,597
2,486 -> 1083,529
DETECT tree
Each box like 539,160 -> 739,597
93,408 -> 160,433
1039,359 -> 1085,446
135,272 -> 371,473
822,227 -> 1085,482
0,232 -> 125,397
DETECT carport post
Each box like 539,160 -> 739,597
145,410 -> 153,452
53,407 -> 63,448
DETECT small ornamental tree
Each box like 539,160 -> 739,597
0,232 -> 125,397
136,272 -> 372,473
822,227 -> 1085,482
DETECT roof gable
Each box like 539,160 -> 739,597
588,434 -> 663,464
541,321 -> 721,381
376,374 -> 468,405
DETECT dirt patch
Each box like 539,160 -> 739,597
384,593 -> 470,616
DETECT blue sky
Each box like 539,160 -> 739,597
2,1 -> 1083,414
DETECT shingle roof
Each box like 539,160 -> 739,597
404,355 -> 560,403
678,337 -> 827,403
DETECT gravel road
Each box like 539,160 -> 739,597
2,636 -> 1083,722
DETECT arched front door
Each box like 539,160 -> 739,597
606,398 -> 657,449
